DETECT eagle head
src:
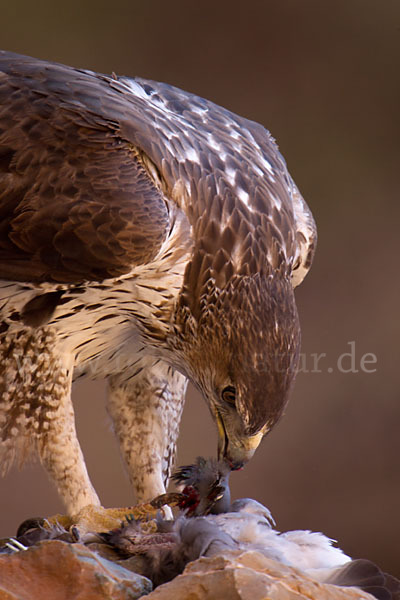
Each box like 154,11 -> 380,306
171,271 -> 301,469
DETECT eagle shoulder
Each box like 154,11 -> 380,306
0,51 -> 171,283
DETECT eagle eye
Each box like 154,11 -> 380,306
221,385 -> 236,406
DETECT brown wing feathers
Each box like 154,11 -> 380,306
0,52 -> 170,283
0,51 -> 317,289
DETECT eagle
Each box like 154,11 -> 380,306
0,51 -> 316,516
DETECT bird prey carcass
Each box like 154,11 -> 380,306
2,459 -> 399,599
0,51 -> 316,516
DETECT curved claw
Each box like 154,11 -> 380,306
150,492 -> 183,509
5,538 -> 28,553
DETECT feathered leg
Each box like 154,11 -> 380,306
0,327 -> 100,514
107,360 -> 187,503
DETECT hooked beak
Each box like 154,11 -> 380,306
216,407 -> 228,460
215,407 -> 264,470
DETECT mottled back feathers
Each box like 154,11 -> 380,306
0,50 -> 316,289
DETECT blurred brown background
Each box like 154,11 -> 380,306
1,0 -> 399,577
